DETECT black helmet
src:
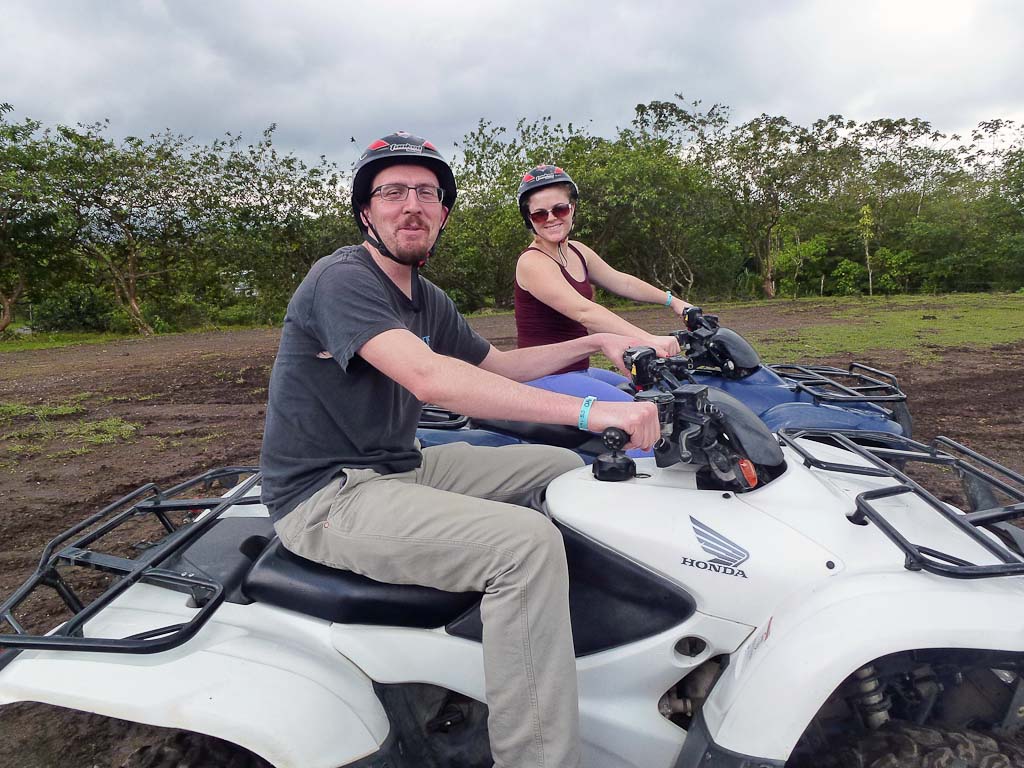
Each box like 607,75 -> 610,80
351,131 -> 457,235
516,164 -> 579,230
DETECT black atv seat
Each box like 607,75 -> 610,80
242,538 -> 482,628
472,418 -> 599,450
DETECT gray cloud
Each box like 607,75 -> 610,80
3,0 -> 1022,168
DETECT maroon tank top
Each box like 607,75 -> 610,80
515,243 -> 593,374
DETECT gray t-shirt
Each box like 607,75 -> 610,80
259,245 -> 491,521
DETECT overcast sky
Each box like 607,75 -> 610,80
3,0 -> 1022,167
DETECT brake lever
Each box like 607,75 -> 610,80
677,423 -> 701,463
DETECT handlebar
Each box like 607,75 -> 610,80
683,306 -> 719,333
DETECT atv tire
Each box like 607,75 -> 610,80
120,730 -> 272,768
822,721 -> 1024,768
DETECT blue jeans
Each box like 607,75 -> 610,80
525,367 -> 633,401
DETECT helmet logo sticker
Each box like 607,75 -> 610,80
682,516 -> 750,578
388,142 -> 424,154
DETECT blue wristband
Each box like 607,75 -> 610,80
664,290 -> 673,307
578,396 -> 597,431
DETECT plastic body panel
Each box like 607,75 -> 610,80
691,368 -> 902,434
0,585 -> 389,768
703,573 -> 1024,760
332,612 -> 754,768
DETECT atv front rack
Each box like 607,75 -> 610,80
768,363 -> 906,403
0,467 -> 261,670
779,430 -> 1024,579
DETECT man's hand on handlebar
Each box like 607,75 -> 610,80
595,334 -> 681,373
585,400 -> 661,452
645,335 -> 681,358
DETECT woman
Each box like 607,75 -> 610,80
514,164 -> 692,400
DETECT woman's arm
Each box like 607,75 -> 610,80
517,251 -> 676,347
578,243 -> 692,317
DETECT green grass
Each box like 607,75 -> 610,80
0,401 -> 87,422
0,326 -> 131,351
63,418 -> 141,445
1,407 -> 141,459
585,293 -> 1024,368
4,417 -> 139,444
0,321 -> 274,352
741,294 -> 1024,361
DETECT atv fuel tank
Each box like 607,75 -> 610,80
546,459 -> 842,629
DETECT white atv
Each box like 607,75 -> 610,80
3,353 -> 1024,768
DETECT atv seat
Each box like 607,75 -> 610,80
242,538 -> 482,628
473,418 -> 601,450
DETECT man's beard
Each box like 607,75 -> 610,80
384,217 -> 434,264
389,243 -> 431,265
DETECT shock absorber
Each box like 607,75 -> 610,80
853,664 -> 891,729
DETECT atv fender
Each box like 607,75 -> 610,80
0,585 -> 389,768
699,572 -> 1024,762
758,401 -> 902,434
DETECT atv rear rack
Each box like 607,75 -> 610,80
767,363 -> 906,403
0,467 -> 261,670
778,430 -> 1024,579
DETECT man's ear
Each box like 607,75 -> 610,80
360,206 -> 371,229
440,205 -> 450,227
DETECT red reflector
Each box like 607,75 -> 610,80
738,458 -> 758,488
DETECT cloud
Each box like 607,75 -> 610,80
2,0 -> 1022,167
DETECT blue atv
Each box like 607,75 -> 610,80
418,308 -> 911,458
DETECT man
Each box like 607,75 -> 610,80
259,132 -> 659,768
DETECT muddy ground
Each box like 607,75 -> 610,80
0,301 -> 1023,767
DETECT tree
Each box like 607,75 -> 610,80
858,203 -> 875,295
0,105 -> 73,332
635,97 -> 806,297
210,125 -> 353,318
51,123 -> 212,334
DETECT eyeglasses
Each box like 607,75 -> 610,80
528,202 -> 573,225
370,183 -> 445,204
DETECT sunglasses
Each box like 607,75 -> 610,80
528,203 -> 573,225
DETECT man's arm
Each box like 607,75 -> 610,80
476,332 -> 632,382
358,328 -> 661,450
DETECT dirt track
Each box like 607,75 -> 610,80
1,302 -> 1023,767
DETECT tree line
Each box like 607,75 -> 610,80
2,96 -> 1022,335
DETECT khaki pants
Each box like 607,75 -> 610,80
275,442 -> 585,768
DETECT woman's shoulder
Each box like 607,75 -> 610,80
567,239 -> 598,259
516,246 -> 551,269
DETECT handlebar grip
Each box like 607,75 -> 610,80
601,427 -> 630,452
684,306 -> 703,331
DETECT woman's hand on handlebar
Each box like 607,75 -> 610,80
586,400 -> 660,451
669,296 -> 694,317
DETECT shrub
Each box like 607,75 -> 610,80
31,283 -> 116,331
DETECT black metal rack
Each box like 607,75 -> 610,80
768,363 -> 907,403
0,467 -> 261,671
778,430 -> 1024,579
